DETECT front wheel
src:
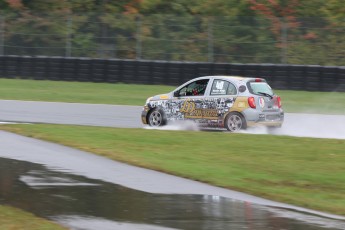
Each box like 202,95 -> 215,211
148,109 -> 166,127
225,112 -> 246,132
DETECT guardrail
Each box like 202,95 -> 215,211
0,56 -> 344,92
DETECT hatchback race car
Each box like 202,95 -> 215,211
141,76 -> 284,131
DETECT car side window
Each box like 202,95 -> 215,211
210,80 -> 237,96
227,82 -> 237,95
179,79 -> 209,96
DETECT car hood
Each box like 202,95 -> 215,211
150,93 -> 173,101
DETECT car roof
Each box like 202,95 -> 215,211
194,75 -> 257,82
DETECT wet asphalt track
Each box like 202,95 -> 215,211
0,100 -> 142,128
1,100 -> 345,139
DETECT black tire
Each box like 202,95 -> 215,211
224,112 -> 247,132
147,108 -> 166,127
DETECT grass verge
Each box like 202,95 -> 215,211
1,78 -> 345,114
1,124 -> 344,216
0,205 -> 66,230
0,78 -> 173,106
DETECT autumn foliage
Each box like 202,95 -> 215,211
0,0 -> 343,65
248,0 -> 300,45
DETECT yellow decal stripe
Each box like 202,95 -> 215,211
230,97 -> 249,112
159,95 -> 169,99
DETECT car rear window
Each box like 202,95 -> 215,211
248,82 -> 274,95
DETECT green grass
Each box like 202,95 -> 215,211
0,205 -> 67,230
277,90 -> 345,114
0,78 -> 174,105
0,78 -> 345,114
1,124 -> 345,216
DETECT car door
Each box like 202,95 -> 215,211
172,78 -> 210,121
204,79 -> 237,123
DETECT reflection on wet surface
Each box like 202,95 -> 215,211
0,157 -> 344,230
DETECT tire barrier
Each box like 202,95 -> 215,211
0,55 -> 344,92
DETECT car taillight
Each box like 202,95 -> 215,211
248,97 -> 256,109
274,96 -> 282,108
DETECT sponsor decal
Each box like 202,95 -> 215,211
259,97 -> 265,108
211,81 -> 226,95
229,97 -> 250,112
148,97 -> 235,121
238,102 -> 245,108
180,100 -> 218,119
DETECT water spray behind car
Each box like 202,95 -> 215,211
144,120 -> 200,131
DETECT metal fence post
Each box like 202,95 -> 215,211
136,15 -> 142,60
65,16 -> 72,57
208,17 -> 214,63
0,15 -> 5,55
281,18 -> 288,64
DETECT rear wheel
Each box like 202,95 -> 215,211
225,112 -> 246,132
148,109 -> 166,127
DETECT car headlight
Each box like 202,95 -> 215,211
145,97 -> 152,105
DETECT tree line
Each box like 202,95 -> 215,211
0,0 -> 344,65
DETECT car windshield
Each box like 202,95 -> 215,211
249,82 -> 274,96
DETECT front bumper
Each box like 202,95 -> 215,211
141,106 -> 149,124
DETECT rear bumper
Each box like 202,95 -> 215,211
244,109 -> 284,127
247,120 -> 283,127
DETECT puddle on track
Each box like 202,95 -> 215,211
0,157 -> 344,230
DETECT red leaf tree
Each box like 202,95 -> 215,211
248,0 -> 300,46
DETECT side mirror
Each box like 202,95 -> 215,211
173,91 -> 179,97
